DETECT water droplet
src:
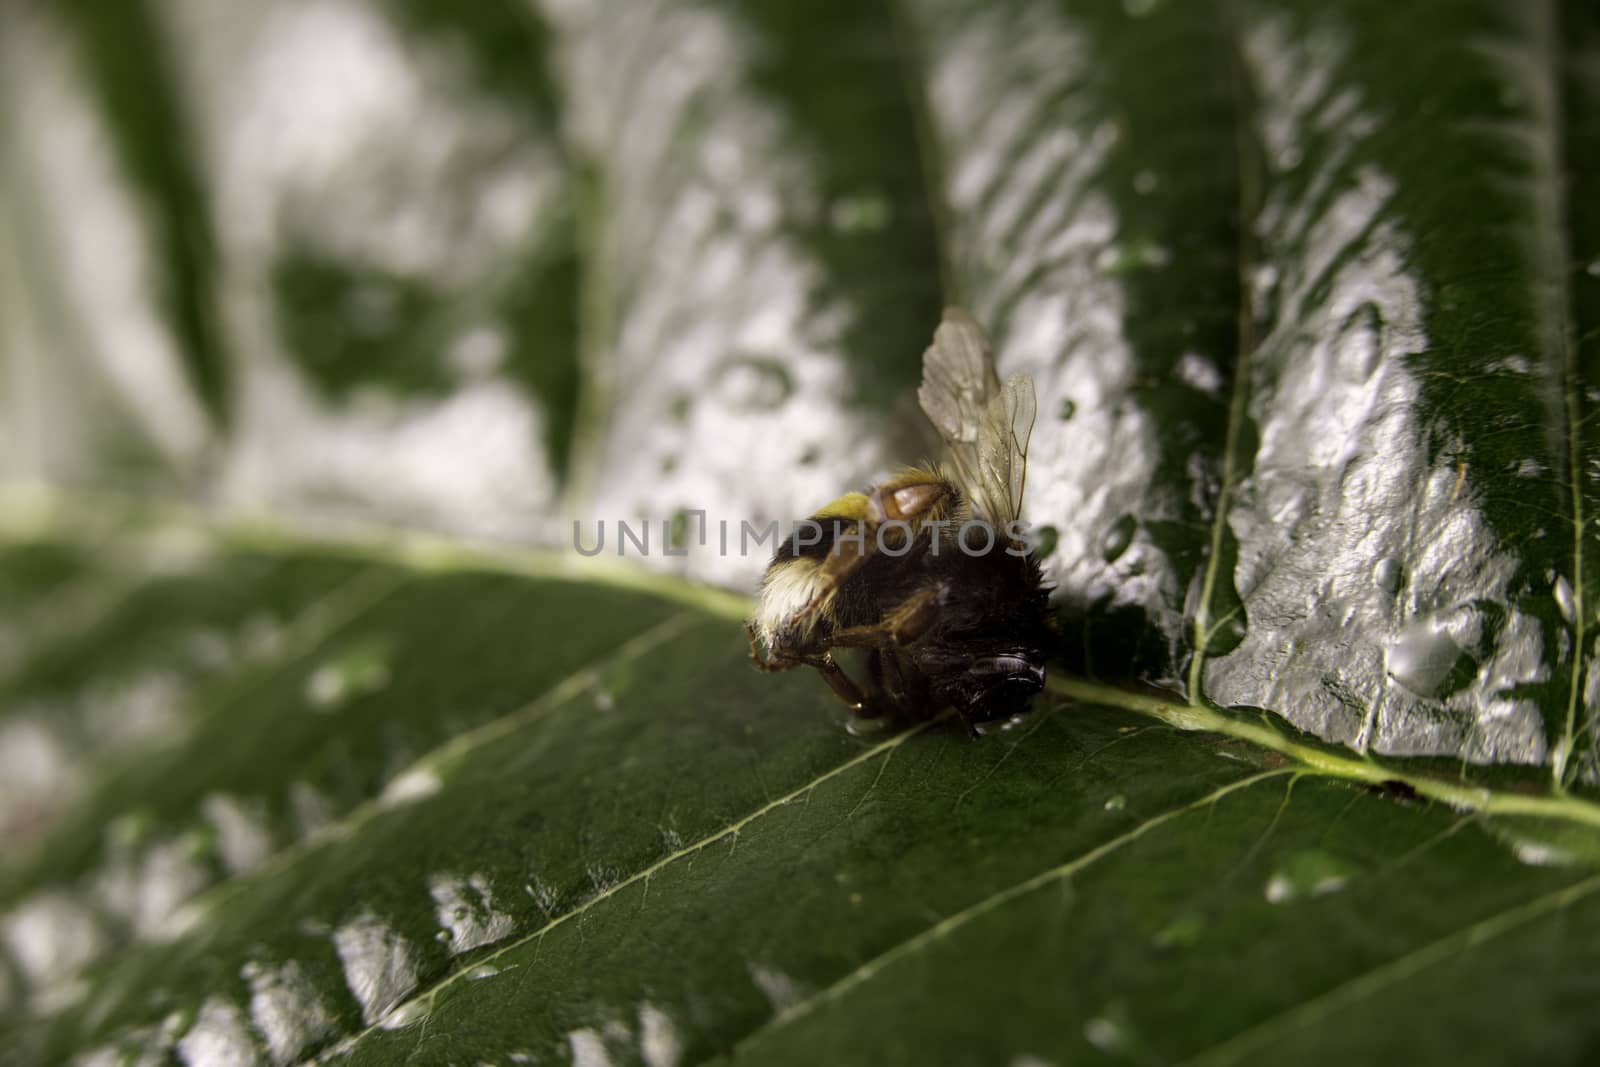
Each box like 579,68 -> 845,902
1586,259 -> 1600,278
1264,849 -> 1356,903
1098,240 -> 1170,273
1153,912 -> 1205,949
1058,397 -> 1077,420
1384,615 -> 1475,699
1103,794 -> 1127,812
1030,525 -> 1060,559
446,326 -> 508,378
305,640 -> 392,711
1102,514 -> 1137,562
380,766 -> 441,807
1175,352 -> 1222,396
973,710 -> 1033,736
1371,557 -> 1402,594
200,794 -> 274,875
1511,840 -> 1574,867
667,509 -> 692,551
844,713 -> 894,739
1132,170 -> 1158,194
715,355 -> 794,412
829,193 -> 892,233
1084,1009 -> 1139,1054
748,962 -> 806,1012
1554,575 -> 1576,626
1251,264 -> 1280,301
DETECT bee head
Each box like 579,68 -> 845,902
955,650 -> 1046,724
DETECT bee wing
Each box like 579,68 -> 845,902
916,307 -> 1036,526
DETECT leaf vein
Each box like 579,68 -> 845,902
1180,870 -> 1600,1066
724,768 -> 1291,1060
322,715 -> 944,1060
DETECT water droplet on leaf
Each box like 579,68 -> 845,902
1102,514 -> 1137,562
305,641 -> 392,711
1083,1007 -> 1140,1055
715,356 -> 794,412
1384,614 -> 1476,699
829,193 -> 892,233
1371,557 -> 1402,594
1030,525 -> 1060,559
1554,575 -> 1576,626
844,713 -> 894,739
1264,848 -> 1356,903
1152,912 -> 1205,949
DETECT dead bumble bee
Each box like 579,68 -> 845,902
747,307 -> 1055,731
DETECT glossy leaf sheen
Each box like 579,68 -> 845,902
1,538 -> 1598,1066
5,0 -> 1600,1064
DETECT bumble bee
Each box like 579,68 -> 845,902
747,307 -> 1055,730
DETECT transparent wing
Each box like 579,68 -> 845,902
916,307 -> 1035,526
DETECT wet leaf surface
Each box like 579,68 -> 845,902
6,0 -> 1600,1063
3,530 -> 1600,1065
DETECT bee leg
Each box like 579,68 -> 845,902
864,648 -> 887,701
789,530 -> 875,629
746,623 -> 785,672
750,621 -> 884,717
828,585 -> 945,650
810,653 -> 882,718
748,622 -> 816,675
876,648 -> 918,717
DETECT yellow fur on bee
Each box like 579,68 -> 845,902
752,555 -> 829,646
811,491 -> 871,522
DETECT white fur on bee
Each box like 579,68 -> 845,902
751,557 -> 831,647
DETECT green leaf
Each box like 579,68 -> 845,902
6,0 -> 1600,1064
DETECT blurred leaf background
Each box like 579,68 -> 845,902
6,0 -> 1600,1064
